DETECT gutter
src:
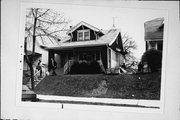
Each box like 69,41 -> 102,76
46,43 -> 108,50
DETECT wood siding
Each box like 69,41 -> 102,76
68,25 -> 103,42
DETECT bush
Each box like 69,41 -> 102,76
141,49 -> 162,72
79,62 -> 89,74
69,60 -> 102,74
69,61 -> 79,74
89,60 -> 101,74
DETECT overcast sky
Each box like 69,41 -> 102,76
53,4 -> 166,60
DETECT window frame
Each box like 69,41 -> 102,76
77,29 -> 90,41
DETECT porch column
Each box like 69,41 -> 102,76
107,48 -> 111,69
73,49 -> 78,61
48,50 -> 55,70
99,50 -> 102,61
94,51 -> 96,61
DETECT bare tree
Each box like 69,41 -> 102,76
25,8 -> 70,90
121,33 -> 137,69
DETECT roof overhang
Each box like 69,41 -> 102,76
47,43 -> 107,51
67,21 -> 103,34
108,29 -> 121,46
145,39 -> 163,41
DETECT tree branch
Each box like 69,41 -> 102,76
37,18 -> 68,25
36,28 -> 63,37
31,8 -> 35,17
37,9 -> 50,18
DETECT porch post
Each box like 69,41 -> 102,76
107,48 -> 109,69
73,49 -> 78,61
107,48 -> 111,69
94,51 -> 96,61
48,50 -> 55,71
99,50 -> 102,61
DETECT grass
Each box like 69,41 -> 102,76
34,72 -> 161,100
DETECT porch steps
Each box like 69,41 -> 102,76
64,60 -> 74,74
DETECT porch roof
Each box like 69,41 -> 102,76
47,29 -> 121,50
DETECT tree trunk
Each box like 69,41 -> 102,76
25,11 -> 38,90
29,64 -> 34,90
29,11 -> 38,90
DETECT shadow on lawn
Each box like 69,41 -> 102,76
34,72 -> 161,100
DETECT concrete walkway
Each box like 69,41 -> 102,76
37,94 -> 160,108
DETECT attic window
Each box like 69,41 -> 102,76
77,29 -> 90,41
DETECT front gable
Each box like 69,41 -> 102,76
109,32 -> 123,53
67,21 -> 104,42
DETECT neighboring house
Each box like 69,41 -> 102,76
144,18 -> 164,51
140,18 -> 164,73
47,21 -> 124,74
23,34 -> 60,71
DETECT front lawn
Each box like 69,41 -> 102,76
34,72 -> 161,100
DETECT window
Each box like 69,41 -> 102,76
84,31 -> 90,40
77,30 -> 90,41
148,41 -> 157,50
78,32 -> 83,41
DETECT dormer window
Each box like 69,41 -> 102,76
77,29 -> 90,41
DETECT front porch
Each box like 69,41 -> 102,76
48,46 -> 108,74
48,44 -> 125,75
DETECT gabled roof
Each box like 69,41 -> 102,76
48,29 -> 121,50
144,18 -> 164,41
67,21 -> 103,34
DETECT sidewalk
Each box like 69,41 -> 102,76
37,94 -> 160,108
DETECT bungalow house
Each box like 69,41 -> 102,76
47,21 -> 125,74
144,18 -> 164,51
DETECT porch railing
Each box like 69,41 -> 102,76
97,60 -> 106,73
64,60 -> 74,74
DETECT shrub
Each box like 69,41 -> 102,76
89,60 -> 101,74
69,60 -> 102,74
69,61 -> 79,74
141,49 -> 162,72
79,62 -> 89,74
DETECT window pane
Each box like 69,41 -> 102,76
78,32 -> 83,40
84,31 -> 90,40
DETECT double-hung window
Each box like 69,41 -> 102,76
77,29 -> 90,41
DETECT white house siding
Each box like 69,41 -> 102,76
119,54 -> 124,65
116,53 -> 120,67
23,39 -> 49,70
40,48 -> 48,65
107,48 -> 124,69
111,49 -> 117,68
